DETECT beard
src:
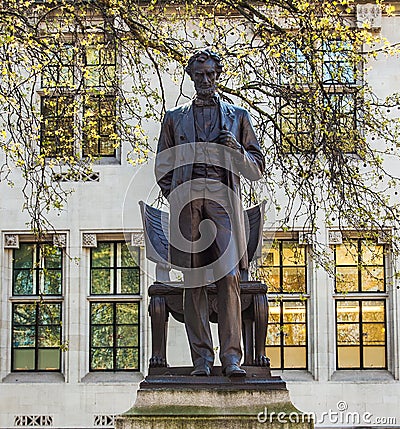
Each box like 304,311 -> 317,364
195,85 -> 216,98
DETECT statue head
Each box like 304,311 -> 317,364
185,49 -> 223,98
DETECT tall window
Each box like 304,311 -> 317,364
336,300 -> 386,369
89,241 -> 140,371
258,239 -> 308,369
334,238 -> 387,369
278,39 -> 359,153
12,243 -> 63,371
334,239 -> 385,293
40,34 -> 117,158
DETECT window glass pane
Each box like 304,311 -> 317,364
362,301 -> 385,322
268,301 -> 280,323
336,267 -> 358,292
13,270 -> 34,295
323,40 -> 354,84
116,348 -> 138,370
13,349 -> 35,370
86,46 -> 100,65
43,245 -> 62,269
91,348 -> 113,370
38,349 -> 60,370
43,270 -> 62,295
266,324 -> 281,346
284,347 -> 306,368
337,323 -> 359,345
38,326 -> 61,347
284,324 -> 306,345
91,269 -> 112,294
99,137 -> 115,156
91,325 -> 114,347
121,244 -> 139,267
265,346 -> 281,369
13,304 -> 36,325
40,304 -> 61,325
338,346 -> 360,368
282,267 -> 306,293
361,242 -> 383,265
259,267 -> 279,292
337,301 -> 359,322
13,326 -> 36,347
120,269 -> 140,294
282,242 -> 305,265
91,303 -> 113,324
336,242 -> 358,265
116,303 -> 138,324
363,346 -> 386,368
14,244 -> 34,268
363,324 -> 385,345
361,267 -> 384,292
283,301 -> 306,323
116,326 -> 138,347
92,243 -> 113,267
261,243 -> 279,266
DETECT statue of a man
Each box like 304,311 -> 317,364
155,49 -> 265,377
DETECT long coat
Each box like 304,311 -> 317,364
155,99 -> 265,270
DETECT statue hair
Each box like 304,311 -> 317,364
185,49 -> 223,79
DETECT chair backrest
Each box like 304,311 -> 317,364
139,200 -> 265,281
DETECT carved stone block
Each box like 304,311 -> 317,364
82,233 -> 97,248
4,234 -> 19,249
357,4 -> 382,29
53,234 -> 67,248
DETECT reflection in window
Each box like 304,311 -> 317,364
84,37 -> 116,88
42,43 -> 74,88
266,300 -> 307,369
13,243 -> 62,296
279,98 -> 315,153
90,242 -> 140,295
336,300 -> 386,369
90,302 -> 140,371
280,43 -> 312,85
258,240 -> 306,293
41,96 -> 75,157
334,239 -> 385,292
83,95 -> 117,157
12,303 -> 62,371
323,40 -> 355,84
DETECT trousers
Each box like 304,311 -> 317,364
181,185 -> 242,368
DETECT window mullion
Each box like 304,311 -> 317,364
113,303 -> 117,370
35,302 -> 40,371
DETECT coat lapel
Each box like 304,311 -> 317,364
219,101 -> 235,131
180,102 -> 196,143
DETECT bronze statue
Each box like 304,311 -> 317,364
155,49 -> 265,377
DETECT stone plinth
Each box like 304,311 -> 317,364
116,367 -> 314,429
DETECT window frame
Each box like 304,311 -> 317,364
334,238 -> 386,293
39,32 -> 118,160
12,243 -> 63,297
89,301 -> 141,372
258,239 -> 307,294
335,299 -> 387,370
266,298 -> 308,370
11,301 -> 63,372
89,241 -> 140,296
277,38 -> 362,154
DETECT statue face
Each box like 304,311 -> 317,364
191,58 -> 218,98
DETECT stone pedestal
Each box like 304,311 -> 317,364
116,367 -> 313,429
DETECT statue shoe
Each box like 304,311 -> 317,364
190,364 -> 211,376
222,364 -> 246,377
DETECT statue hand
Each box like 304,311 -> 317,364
218,129 -> 242,151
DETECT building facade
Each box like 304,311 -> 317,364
1,3 -> 400,428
